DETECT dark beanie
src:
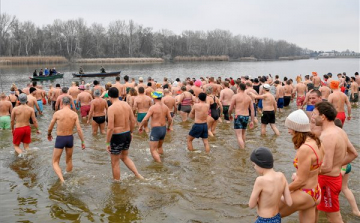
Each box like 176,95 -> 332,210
30,87 -> 37,94
250,147 -> 274,169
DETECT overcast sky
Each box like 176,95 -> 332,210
2,0 -> 359,52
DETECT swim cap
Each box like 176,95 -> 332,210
172,81 -> 178,87
285,109 -> 310,132
151,91 -> 163,99
18,93 -> 27,104
194,80 -> 202,87
312,72 -> 318,76
263,84 -> 270,90
296,76 -> 302,83
250,147 -> 274,169
330,80 -> 339,90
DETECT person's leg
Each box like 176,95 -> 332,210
150,141 -> 161,162
207,117 -> 214,137
120,150 -> 143,179
202,138 -> 210,153
280,190 -> 315,218
242,129 -> 247,147
52,148 -> 65,183
261,124 -> 267,135
180,111 -> 187,122
92,120 -> 98,135
65,147 -> 73,173
341,173 -> 360,216
100,122 -> 106,134
144,120 -> 149,133
270,124 -> 280,135
110,154 -> 121,181
187,135 -> 195,151
211,120 -> 218,135
14,144 -> 23,154
325,212 -> 343,223
235,129 -> 245,149
299,207 -> 316,223
23,143 -> 30,151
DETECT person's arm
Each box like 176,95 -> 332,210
301,94 -> 309,108
34,99 -> 41,114
173,99 -> 177,115
75,116 -> 85,149
249,177 -> 262,209
228,95 -> 236,116
55,98 -> 60,111
189,106 -> 195,119
70,97 -> 76,111
320,133 -> 336,174
216,97 -> 223,116
129,106 -> 135,133
47,113 -> 57,140
249,99 -> 255,124
283,176 -> 293,206
9,102 -> 13,114
288,147 -> 311,191
166,108 -> 172,130
106,108 -> 114,153
273,97 -> 277,115
30,109 -> 40,133
10,108 -> 16,132
345,96 -> 351,120
342,137 -> 358,165
87,102 -> 94,123
275,87 -> 279,100
138,108 -> 153,131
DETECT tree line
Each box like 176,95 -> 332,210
0,13 -> 308,60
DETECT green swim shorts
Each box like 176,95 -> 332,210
0,115 -> 11,130
137,113 -> 147,123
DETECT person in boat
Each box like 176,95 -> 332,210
39,69 -> 43,76
53,67 -> 57,75
100,66 -> 106,73
44,68 -> 49,76
33,70 -> 38,77
49,68 -> 53,76
79,67 -> 84,74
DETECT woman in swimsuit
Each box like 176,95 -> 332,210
8,87 -> 18,107
178,86 -> 194,122
205,86 -> 222,137
280,109 -> 324,222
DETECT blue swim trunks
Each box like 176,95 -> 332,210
150,126 -> 166,141
255,213 -> 281,223
55,135 -> 74,149
306,105 -> 315,111
234,115 -> 249,129
277,98 -> 284,108
36,99 -> 43,112
189,123 -> 208,139
258,99 -> 263,109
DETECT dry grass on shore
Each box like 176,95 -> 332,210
74,58 -> 164,63
0,56 -> 68,65
174,55 -> 229,61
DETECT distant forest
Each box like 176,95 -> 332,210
0,13 -> 308,60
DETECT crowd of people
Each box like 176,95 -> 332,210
0,71 -> 359,222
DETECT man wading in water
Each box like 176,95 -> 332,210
106,87 -> 143,181
48,96 -> 85,184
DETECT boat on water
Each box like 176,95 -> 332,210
72,71 -> 121,78
30,73 -> 64,81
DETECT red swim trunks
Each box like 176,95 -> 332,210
317,174 -> 342,212
80,105 -> 91,117
296,96 -> 305,106
42,98 -> 47,105
336,111 -> 346,125
13,126 -> 31,145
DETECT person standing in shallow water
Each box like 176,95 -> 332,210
106,87 -> 143,181
47,96 -> 85,184
138,91 -> 172,163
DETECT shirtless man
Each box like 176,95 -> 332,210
283,80 -> 292,107
312,72 -> 322,90
145,82 -> 154,97
248,84 -> 279,136
51,84 -> 62,111
245,82 -> 259,124
47,96 -> 85,184
106,87 -> 143,181
171,81 -> 181,96
92,80 -> 105,98
161,89 -> 176,131
77,85 -> 93,120
0,93 -> 12,130
123,75 -> 135,97
319,84 -> 331,101
274,80 -> 285,113
55,87 -> 76,111
87,89 -> 108,135
47,84 -> 55,104
328,80 -> 351,126
350,77 -> 359,106
28,87 -> 42,116
229,83 -> 254,149
187,92 -> 210,153
337,73 -> 345,88
312,102 -> 358,223
326,73 -> 334,88
69,82 -> 81,110
11,94 -> 40,156
355,72 -> 360,90
133,87 -> 152,133
32,82 -> 45,113
113,76 -> 125,100
137,77 -> 147,90
293,78 -> 307,109
219,81 -> 234,123
22,83 -> 31,95
138,91 -> 172,163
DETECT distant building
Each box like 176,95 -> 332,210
318,50 -> 360,58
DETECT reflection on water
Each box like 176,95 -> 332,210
0,61 -> 359,222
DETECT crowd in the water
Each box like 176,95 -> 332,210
0,71 -> 359,223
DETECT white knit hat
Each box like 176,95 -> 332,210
285,109 -> 310,132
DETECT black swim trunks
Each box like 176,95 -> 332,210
261,111 -> 276,124
110,131 -> 131,155
223,105 -> 230,121
284,96 -> 291,107
93,116 -> 106,124
150,126 -> 166,141
55,135 -> 74,149
189,123 -> 208,138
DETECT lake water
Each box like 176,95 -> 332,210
0,59 -> 359,222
